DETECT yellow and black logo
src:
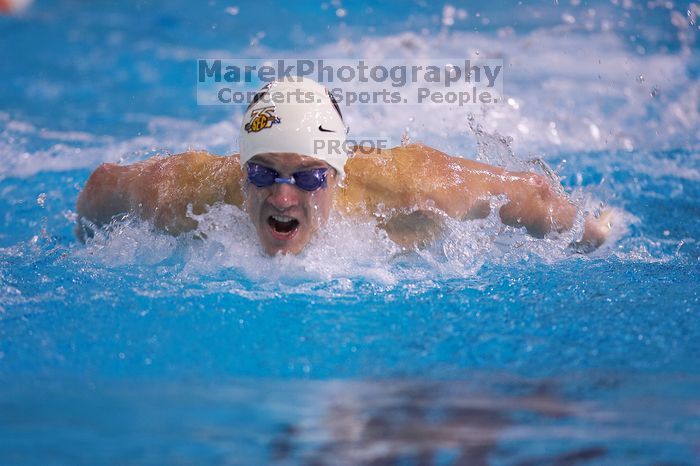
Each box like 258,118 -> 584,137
244,106 -> 281,133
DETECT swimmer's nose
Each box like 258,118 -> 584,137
267,182 -> 300,211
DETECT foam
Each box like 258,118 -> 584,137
72,186 -> 631,292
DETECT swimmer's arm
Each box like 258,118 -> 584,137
75,151 -> 244,240
420,144 -> 612,248
349,143 -> 610,249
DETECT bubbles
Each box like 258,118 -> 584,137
562,13 -> 576,24
442,5 -> 456,27
467,114 -> 523,170
74,217 -> 178,267
689,5 -> 700,26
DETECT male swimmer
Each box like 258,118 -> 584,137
76,78 -> 613,255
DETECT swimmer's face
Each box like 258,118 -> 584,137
244,153 -> 337,255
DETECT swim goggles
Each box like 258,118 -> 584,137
246,162 -> 328,192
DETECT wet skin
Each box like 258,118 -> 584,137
243,153 -> 337,255
76,143 -> 614,254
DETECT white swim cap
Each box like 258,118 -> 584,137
238,77 -> 348,178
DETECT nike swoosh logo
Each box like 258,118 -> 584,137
318,125 -> 335,132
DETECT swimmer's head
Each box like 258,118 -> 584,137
243,152 -> 339,255
238,78 -> 348,255
239,77 -> 348,178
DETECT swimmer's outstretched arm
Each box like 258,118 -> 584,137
75,151 -> 244,241
344,143 -> 612,249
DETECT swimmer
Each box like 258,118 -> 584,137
76,78 -> 614,255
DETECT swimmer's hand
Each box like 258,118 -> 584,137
75,151 -> 243,241
498,173 -> 615,252
571,208 -> 616,253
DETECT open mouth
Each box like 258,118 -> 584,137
267,214 -> 300,240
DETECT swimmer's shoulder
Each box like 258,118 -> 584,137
154,150 -> 244,207
342,142 -> 506,208
339,143 -> 468,216
190,151 -> 244,206
341,144 -> 441,206
348,142 -> 507,178
162,150 -> 239,168
348,142 -> 457,164
346,143 -> 459,178
164,150 -> 242,178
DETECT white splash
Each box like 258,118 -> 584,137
72,186 -> 629,291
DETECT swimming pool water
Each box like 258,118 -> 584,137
1,1 -> 699,464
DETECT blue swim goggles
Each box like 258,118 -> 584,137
247,162 -> 328,192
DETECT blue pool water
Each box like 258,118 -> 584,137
1,1 -> 699,464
